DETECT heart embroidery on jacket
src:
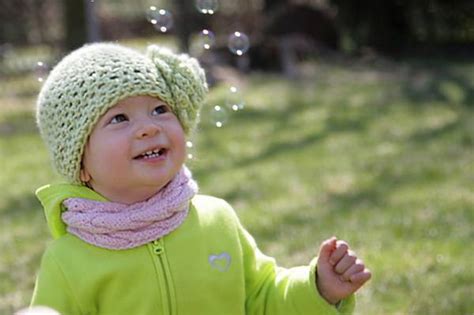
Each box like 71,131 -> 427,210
208,252 -> 231,272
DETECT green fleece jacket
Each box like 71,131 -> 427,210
31,184 -> 355,315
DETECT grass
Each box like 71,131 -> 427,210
0,45 -> 473,314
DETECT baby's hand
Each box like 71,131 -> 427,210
316,237 -> 371,305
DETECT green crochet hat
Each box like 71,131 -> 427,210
37,43 -> 207,184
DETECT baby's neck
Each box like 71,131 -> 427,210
90,184 -> 166,204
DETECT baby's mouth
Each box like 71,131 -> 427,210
134,148 -> 167,160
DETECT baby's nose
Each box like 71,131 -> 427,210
135,119 -> 161,138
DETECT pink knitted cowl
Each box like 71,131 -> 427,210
61,166 -> 198,250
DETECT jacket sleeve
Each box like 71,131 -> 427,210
30,246 -> 83,315
238,223 -> 355,315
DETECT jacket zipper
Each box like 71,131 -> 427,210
151,239 -> 176,315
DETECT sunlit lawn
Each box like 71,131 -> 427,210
0,43 -> 473,314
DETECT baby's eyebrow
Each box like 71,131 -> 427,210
107,102 -> 130,114
102,109 -> 121,119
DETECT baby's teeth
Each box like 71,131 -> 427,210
142,150 -> 162,159
139,148 -> 164,159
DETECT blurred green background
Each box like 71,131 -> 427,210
1,0 -> 473,314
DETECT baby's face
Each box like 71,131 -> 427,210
80,95 -> 186,204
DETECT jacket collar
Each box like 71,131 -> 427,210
36,184 -> 106,238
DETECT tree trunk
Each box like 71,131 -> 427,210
173,0 -> 194,53
85,0 -> 101,43
64,0 -> 87,51
264,0 -> 288,12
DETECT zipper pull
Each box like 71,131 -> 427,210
152,239 -> 164,255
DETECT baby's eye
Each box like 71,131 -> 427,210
152,105 -> 169,116
109,114 -> 128,124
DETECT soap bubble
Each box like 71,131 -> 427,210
199,29 -> 215,50
146,6 -> 158,23
186,141 -> 195,160
190,29 -> 216,56
228,31 -> 250,56
226,86 -> 245,111
147,7 -> 173,33
195,0 -> 218,14
154,9 -> 173,33
210,105 -> 229,128
436,254 -> 445,264
35,61 -> 49,83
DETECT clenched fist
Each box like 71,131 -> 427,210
316,237 -> 371,305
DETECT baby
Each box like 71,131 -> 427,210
31,43 -> 370,314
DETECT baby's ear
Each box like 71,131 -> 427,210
79,168 -> 91,183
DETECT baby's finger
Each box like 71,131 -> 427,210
329,240 -> 349,266
318,237 -> 337,263
341,259 -> 365,281
349,268 -> 372,285
334,250 -> 357,274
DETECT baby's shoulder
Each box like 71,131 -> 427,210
191,194 -> 239,225
46,233 -> 89,253
192,194 -> 232,209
